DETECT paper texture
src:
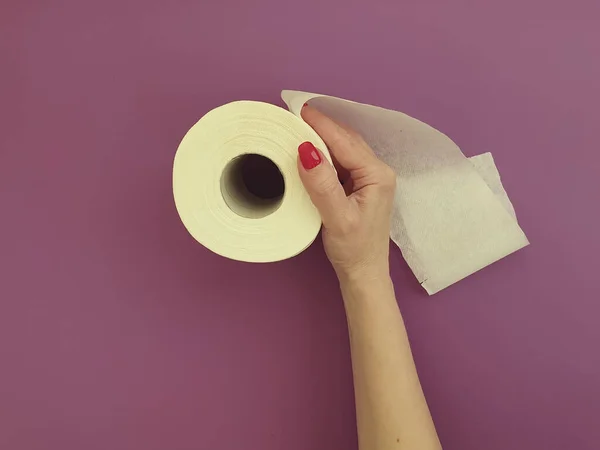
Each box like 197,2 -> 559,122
173,101 -> 330,262
282,91 -> 529,294
468,152 -> 517,220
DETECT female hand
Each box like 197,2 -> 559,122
297,105 -> 397,283
297,106 -> 442,450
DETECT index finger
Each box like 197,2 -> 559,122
301,104 -> 375,172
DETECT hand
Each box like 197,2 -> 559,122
297,105 -> 396,283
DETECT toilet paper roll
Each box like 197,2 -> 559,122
173,100 -> 330,262
173,91 -> 529,294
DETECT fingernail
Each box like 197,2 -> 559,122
298,142 -> 322,170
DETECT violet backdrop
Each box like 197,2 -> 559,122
1,1 -> 598,449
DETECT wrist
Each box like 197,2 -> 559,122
339,271 -> 396,311
335,259 -> 390,285
337,264 -> 393,294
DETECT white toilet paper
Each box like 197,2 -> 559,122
173,100 -> 330,262
173,91 -> 529,294
283,90 -> 529,294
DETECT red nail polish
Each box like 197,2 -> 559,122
298,142 -> 322,170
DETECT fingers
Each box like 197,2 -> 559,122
301,105 -> 375,172
297,142 -> 348,227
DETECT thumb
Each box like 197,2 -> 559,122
297,141 -> 347,227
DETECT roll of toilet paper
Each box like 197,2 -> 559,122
174,91 -> 529,294
173,100 -> 330,262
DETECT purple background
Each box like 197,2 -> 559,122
1,1 -> 599,449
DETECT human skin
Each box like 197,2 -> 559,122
297,105 -> 442,450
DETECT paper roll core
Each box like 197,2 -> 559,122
220,153 -> 285,219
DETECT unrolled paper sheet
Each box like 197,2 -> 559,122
172,91 -> 528,295
282,91 -> 529,294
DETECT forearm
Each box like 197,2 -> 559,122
297,104 -> 439,448
341,275 -> 441,450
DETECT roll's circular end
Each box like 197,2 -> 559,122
172,101 -> 329,262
